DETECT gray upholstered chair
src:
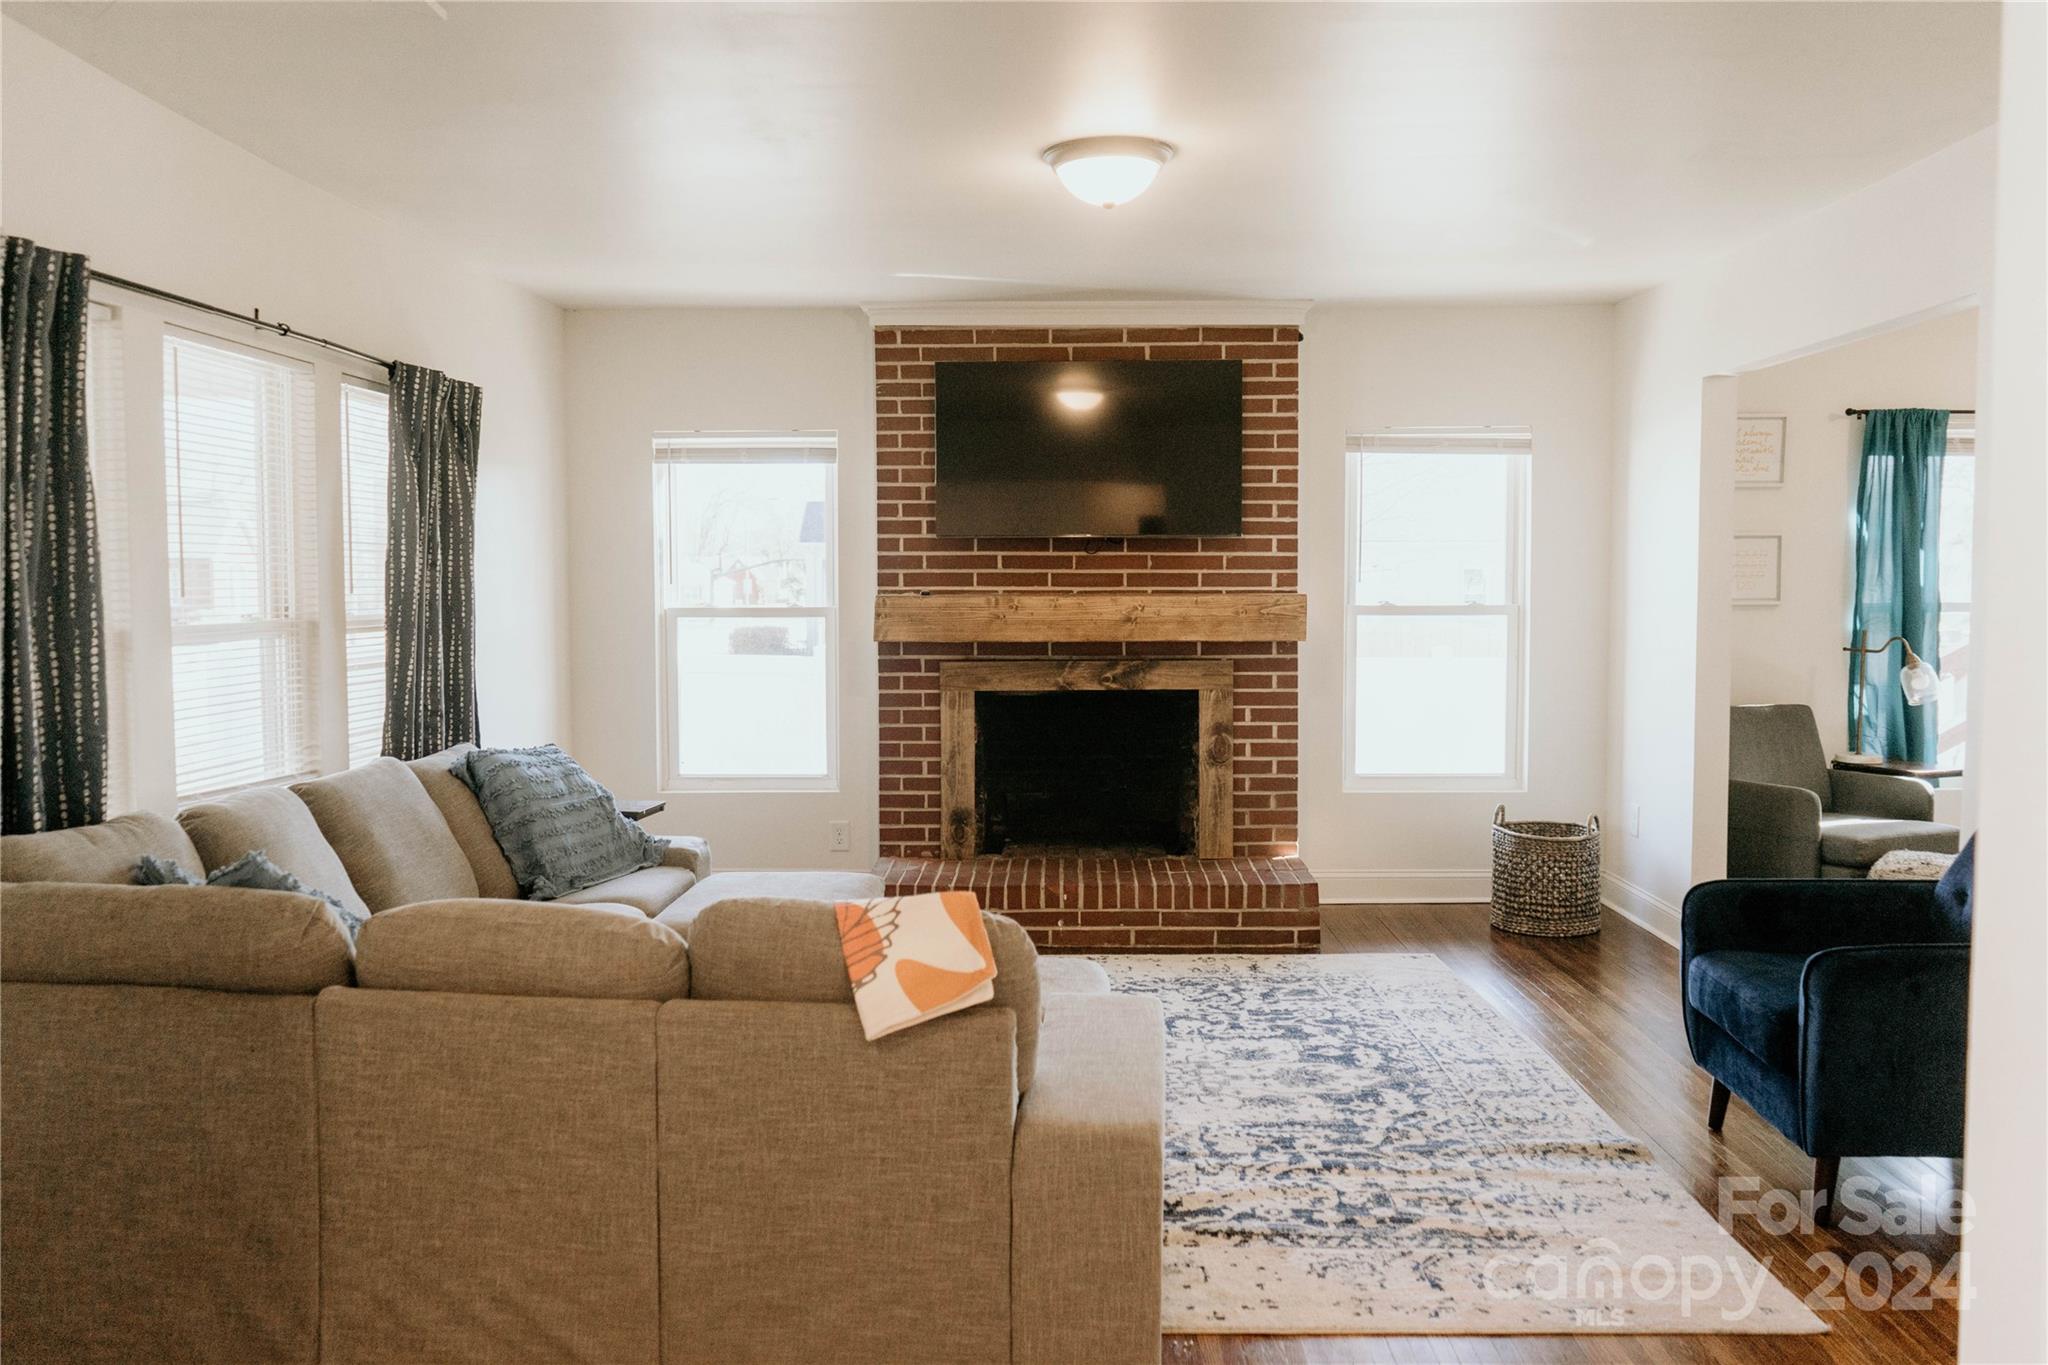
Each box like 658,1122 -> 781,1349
1727,704 -> 1959,879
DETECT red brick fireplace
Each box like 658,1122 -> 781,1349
870,321 -> 1316,950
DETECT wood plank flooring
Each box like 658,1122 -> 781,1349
1163,905 -> 1962,1365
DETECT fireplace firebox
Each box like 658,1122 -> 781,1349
938,659 -> 1234,859
976,690 -> 1199,855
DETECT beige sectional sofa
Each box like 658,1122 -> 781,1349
0,750 -> 1166,1365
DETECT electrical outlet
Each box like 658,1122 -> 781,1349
828,820 -> 851,853
1628,803 -> 1642,838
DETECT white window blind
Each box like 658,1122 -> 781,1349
652,433 -> 838,788
341,379 -> 390,766
1345,428 -> 1531,790
86,303 -> 133,815
162,332 -> 320,798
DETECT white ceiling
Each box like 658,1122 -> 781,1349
6,2 -> 2000,308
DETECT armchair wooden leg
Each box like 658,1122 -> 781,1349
1813,1156 -> 1842,1228
1707,1080 -> 1731,1132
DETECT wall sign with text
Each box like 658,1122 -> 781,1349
1734,415 -> 1786,486
1732,535 -> 1782,605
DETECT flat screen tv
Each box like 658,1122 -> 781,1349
934,359 -> 1241,538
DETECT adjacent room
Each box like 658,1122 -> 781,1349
3,4 -> 2042,1364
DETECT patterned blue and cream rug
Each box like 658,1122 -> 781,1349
1098,953 -> 1826,1335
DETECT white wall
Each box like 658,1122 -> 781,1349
561,309 -> 878,870
1729,310 -> 1977,823
0,19 -> 573,747
1604,129 -> 1996,935
1958,4 -> 2048,1358
1300,305 -> 1614,900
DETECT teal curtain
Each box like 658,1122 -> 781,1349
1849,409 -> 1946,762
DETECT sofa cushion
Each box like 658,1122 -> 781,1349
557,865 -> 697,917
1,811 -> 202,885
686,897 -> 1043,1091
293,759 -> 480,911
1932,836 -> 1975,941
1686,950 -> 1804,1072
406,744 -> 520,900
178,786 -> 371,922
353,899 -> 689,1001
655,869 -> 884,936
455,744 -> 663,900
1,881 -> 354,993
1037,956 -> 1111,995
1818,813 -> 1960,869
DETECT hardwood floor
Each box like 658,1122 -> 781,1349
1163,905 -> 1962,1365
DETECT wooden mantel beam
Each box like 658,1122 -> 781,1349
873,592 -> 1307,644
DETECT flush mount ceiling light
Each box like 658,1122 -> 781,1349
1041,136 -> 1176,209
1055,388 -> 1105,412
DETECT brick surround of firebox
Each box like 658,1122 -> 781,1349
873,322 -> 1312,950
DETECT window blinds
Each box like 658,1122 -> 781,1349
340,379 -> 390,766
1348,427 -> 1534,454
162,333 -> 320,797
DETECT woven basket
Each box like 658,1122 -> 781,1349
1489,806 -> 1602,937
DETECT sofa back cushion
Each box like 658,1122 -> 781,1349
687,898 -> 1042,1091
0,811 -> 201,885
1,881 -> 353,994
354,899 -> 689,1001
177,786 -> 371,922
1729,704 -> 1832,807
292,759 -> 479,912
1932,836 -> 1975,942
406,744 -> 520,900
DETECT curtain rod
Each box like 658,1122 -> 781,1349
89,270 -> 393,372
1843,407 -> 1975,417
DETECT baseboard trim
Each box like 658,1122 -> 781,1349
1601,872 -> 1682,946
1315,869 -> 1491,904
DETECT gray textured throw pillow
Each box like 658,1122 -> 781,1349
132,849 -> 368,944
455,744 -> 664,901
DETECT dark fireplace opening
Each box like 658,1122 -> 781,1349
975,690 -> 1200,856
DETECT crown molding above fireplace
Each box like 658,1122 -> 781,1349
861,298 -> 1313,329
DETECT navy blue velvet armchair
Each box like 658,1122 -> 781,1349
1681,840 -> 1973,1225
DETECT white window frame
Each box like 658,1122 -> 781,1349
1342,429 -> 1531,794
653,432 -> 840,794
340,375 -> 393,768
1933,424 -> 1974,774
88,284 -> 392,810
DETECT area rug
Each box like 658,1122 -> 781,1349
1096,953 -> 1826,1335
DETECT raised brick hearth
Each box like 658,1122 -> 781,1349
876,855 -> 1320,952
872,319 -> 1311,951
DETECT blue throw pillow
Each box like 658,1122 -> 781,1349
133,850 -> 368,944
1931,836 -> 1975,942
454,744 -> 663,901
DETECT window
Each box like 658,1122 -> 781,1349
653,434 -> 838,789
341,380 -> 390,766
163,333 -> 320,798
1934,425 -> 1974,772
1344,430 -> 1530,790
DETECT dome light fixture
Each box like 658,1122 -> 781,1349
1041,136 -> 1176,209
1055,388 -> 1105,412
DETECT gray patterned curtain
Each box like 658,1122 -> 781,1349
382,362 -> 481,760
2,237 -> 107,831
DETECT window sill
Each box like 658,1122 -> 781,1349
1343,777 -> 1528,796
659,779 -> 840,796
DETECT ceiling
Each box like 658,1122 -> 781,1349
5,2 -> 2000,308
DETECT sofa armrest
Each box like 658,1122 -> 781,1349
656,835 -> 710,879
1682,877 -> 1942,965
1828,767 -> 1936,821
1799,944 -> 1968,1157
1727,780 -> 1822,878
1011,991 -> 1163,1365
